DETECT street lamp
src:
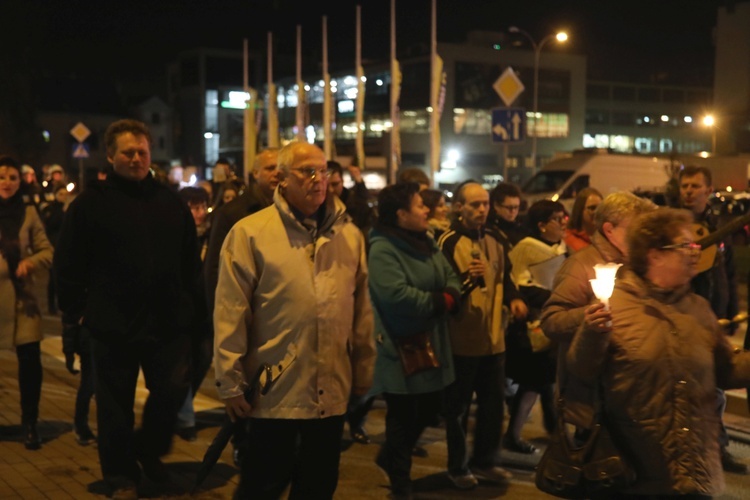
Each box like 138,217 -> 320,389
702,114 -> 716,153
509,26 -> 568,172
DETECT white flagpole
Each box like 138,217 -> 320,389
323,16 -> 332,160
355,5 -> 365,170
389,0 -> 400,185
296,25 -> 306,142
243,38 -> 257,184
267,32 -> 279,148
429,0 -> 438,187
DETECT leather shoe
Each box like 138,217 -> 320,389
350,426 -> 370,444
75,426 -> 97,446
111,484 -> 138,500
503,437 -> 538,454
722,449 -> 748,474
24,423 -> 41,450
137,453 -> 169,483
176,426 -> 197,442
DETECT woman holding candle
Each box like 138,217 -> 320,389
567,207 -> 750,497
505,200 -> 567,453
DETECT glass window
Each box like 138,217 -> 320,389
686,90 -> 710,105
612,86 -> 635,101
522,170 -> 574,194
585,110 -> 609,125
400,109 -> 430,134
611,112 -> 635,126
453,109 -> 491,135
637,87 -> 660,102
586,84 -> 610,100
528,112 -> 569,138
663,89 -> 684,103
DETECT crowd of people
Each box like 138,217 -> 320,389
3,118 -> 750,500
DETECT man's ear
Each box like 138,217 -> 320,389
602,221 -> 614,238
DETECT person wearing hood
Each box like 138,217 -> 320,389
213,141 -> 375,499
0,156 -> 54,451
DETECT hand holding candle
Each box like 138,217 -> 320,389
589,263 -> 622,328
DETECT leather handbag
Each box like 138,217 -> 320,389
395,331 -> 440,377
535,394 -> 636,498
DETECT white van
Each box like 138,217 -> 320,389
521,150 -> 672,211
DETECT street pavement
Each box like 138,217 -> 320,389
2,276 -> 750,499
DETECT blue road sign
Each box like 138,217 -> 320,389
491,107 -> 526,143
72,143 -> 90,159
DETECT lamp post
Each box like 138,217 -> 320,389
508,26 -> 568,172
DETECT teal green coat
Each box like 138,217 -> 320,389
368,227 -> 460,395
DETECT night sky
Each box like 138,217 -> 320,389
5,0 -> 725,87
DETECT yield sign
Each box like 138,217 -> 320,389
493,67 -> 525,107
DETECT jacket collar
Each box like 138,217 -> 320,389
592,230 -> 625,264
273,187 -> 347,236
450,218 -> 484,240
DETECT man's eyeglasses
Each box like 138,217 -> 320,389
500,204 -> 520,212
659,242 -> 701,253
290,167 -> 330,180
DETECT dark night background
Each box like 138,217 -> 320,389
5,0 -> 721,85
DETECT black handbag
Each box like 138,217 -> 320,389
535,390 -> 636,499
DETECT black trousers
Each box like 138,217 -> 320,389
235,415 -> 346,500
17,341 -> 42,425
444,353 -> 505,474
74,350 -> 96,431
382,391 -> 443,491
91,334 -> 190,487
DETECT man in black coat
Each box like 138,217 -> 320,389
55,119 -> 200,500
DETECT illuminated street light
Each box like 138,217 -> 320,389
703,114 -> 716,153
508,26 -> 569,172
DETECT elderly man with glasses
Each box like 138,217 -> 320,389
213,141 -> 376,499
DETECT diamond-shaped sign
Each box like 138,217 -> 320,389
70,122 -> 91,143
493,67 -> 525,107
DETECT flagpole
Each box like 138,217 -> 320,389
243,38 -> 257,184
296,25 -> 306,142
323,16 -> 332,160
389,0 -> 399,185
267,32 -> 279,148
429,0 -> 438,187
355,5 -> 365,170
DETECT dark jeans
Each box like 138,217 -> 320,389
444,353 -> 505,474
235,415 -> 346,500
74,350 -> 96,431
17,341 -> 42,425
382,391 -> 443,491
91,334 -> 190,486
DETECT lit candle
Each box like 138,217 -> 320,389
590,263 -> 622,326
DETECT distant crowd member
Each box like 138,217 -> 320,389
327,161 -> 373,231
213,142 -> 375,498
368,182 -> 460,499
505,200 -> 567,453
175,187 -> 212,442
205,148 -> 278,316
566,207 -> 750,497
397,167 -> 430,191
678,165 -> 744,474
0,156 -> 53,451
541,192 -> 656,427
438,182 -> 526,489
40,183 -> 68,314
55,119 -> 200,500
43,164 -> 65,203
21,164 -> 43,207
564,187 -> 602,253
488,182 -> 527,253
421,189 -> 450,240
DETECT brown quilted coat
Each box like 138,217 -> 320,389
567,269 -> 750,496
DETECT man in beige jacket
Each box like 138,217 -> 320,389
214,142 -> 375,499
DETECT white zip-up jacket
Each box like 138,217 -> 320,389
213,190 -> 375,419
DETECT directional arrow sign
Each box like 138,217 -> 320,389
491,107 -> 526,143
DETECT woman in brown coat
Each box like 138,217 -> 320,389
568,207 -> 750,497
0,156 -> 53,450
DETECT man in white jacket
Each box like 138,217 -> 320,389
214,141 -> 375,499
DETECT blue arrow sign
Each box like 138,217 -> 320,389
491,107 -> 526,143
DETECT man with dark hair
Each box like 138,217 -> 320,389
55,119 -> 200,500
214,141 -> 374,498
678,165 -> 745,474
327,161 -> 372,231
438,182 -> 526,490
488,182 -> 526,252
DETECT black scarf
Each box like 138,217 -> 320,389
375,223 -> 434,256
0,191 -> 26,290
